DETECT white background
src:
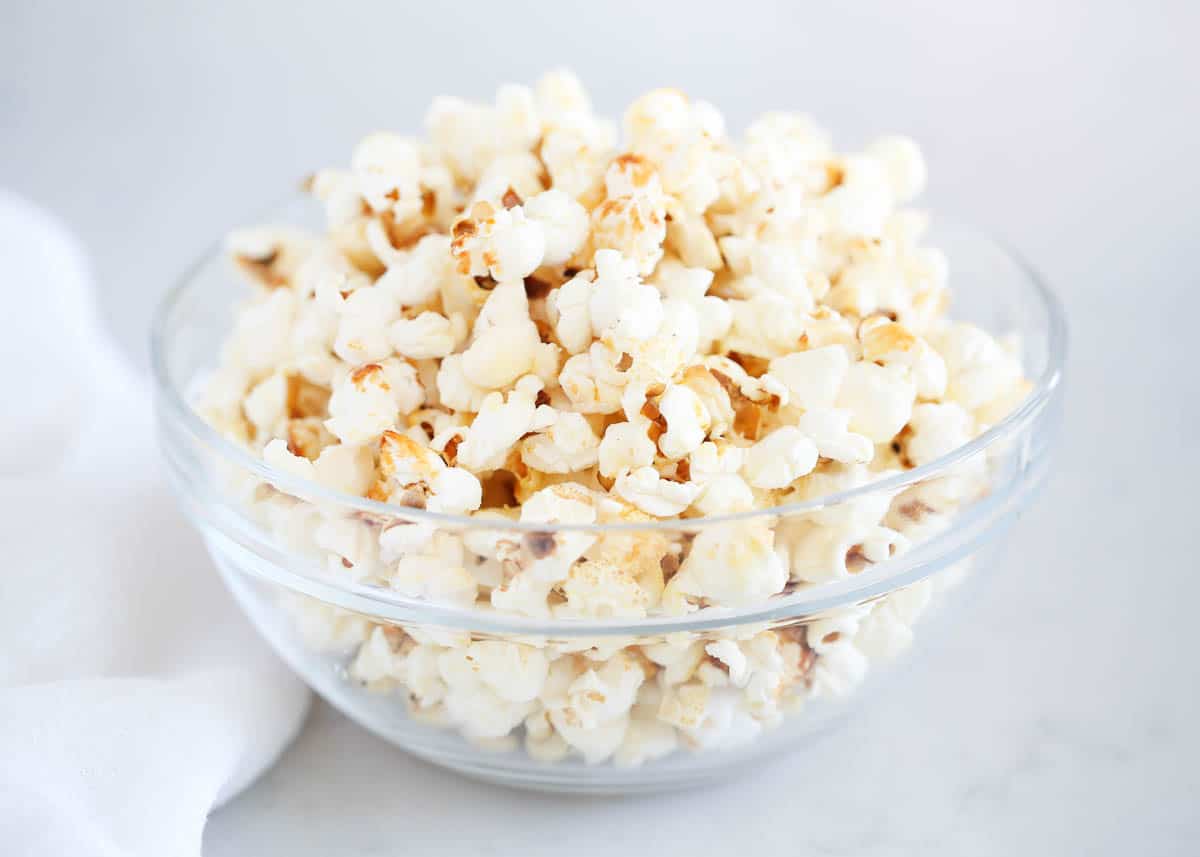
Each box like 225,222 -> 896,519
3,2 -> 1197,854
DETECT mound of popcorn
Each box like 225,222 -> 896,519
201,71 -> 1028,765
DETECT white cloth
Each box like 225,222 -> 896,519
0,191 -> 310,856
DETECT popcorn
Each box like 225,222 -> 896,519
440,646 -> 539,739
242,371 -> 291,440
742,427 -> 819,489
651,260 -> 731,352
459,282 -> 554,391
591,193 -> 667,277
595,419 -> 654,479
837,361 -> 917,444
545,270 -> 593,354
389,529 -> 478,607
685,442 -> 755,515
210,71 -> 1035,770
457,376 -> 553,472
655,383 -> 710,459
664,521 -> 788,609
587,250 -> 664,345
903,402 -> 975,467
523,189 -> 590,265
614,466 -> 702,517
388,311 -> 465,360
450,201 -> 546,282
559,341 -> 628,414
930,322 -> 1024,413
350,132 -> 423,216
796,407 -> 875,464
435,354 -> 490,413
520,409 -> 601,474
558,557 -> 650,618
539,109 -> 618,203
473,152 -> 546,205
375,234 -> 455,306
224,288 -> 295,375
858,316 -> 947,400
769,346 -> 850,411
333,285 -> 399,365
325,360 -> 423,446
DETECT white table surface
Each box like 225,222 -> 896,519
4,2 -> 1197,854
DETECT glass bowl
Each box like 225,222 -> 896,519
151,199 -> 1066,793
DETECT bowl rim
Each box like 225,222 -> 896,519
150,211 -> 1067,535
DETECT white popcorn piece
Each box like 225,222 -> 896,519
781,517 -> 908,584
350,626 -> 406,686
656,383 -> 711,460
808,642 -> 870,698
796,407 -> 875,464
311,443 -> 376,495
473,151 -> 546,205
242,371 -> 290,439
262,437 -> 316,484
450,201 -> 547,282
588,250 -> 665,346
460,281 -> 553,391
614,466 -> 702,517
837,361 -> 917,444
858,316 -> 947,401
520,409 -> 601,474
597,418 -> 657,479
659,684 -> 762,750
389,530 -> 478,607
687,442 -> 756,515
315,514 -> 385,581
665,521 -> 788,609
742,426 -> 819,489
557,558 -> 650,619
388,311 -> 465,360
490,484 -> 602,616
223,289 -> 295,375
539,109 -> 618,202
324,360 -> 424,446
333,286 -> 399,365
523,189 -> 590,265
723,293 -> 810,359
282,594 -> 370,654
615,713 -> 678,767
591,194 -> 667,277
558,341 -> 629,414
435,354 -> 491,413
545,269 -> 595,355
457,376 -> 553,472
904,402 -> 975,466
350,132 -> 423,215
439,658 -> 537,740
931,321 -> 1024,414
769,346 -> 850,411
375,234 -> 455,307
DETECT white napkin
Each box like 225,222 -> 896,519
0,191 -> 310,856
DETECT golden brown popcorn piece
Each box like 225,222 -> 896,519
285,417 -> 336,460
286,374 -> 331,419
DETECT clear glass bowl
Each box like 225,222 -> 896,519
151,200 -> 1066,793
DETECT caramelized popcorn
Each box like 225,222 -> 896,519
205,71 -> 1033,769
